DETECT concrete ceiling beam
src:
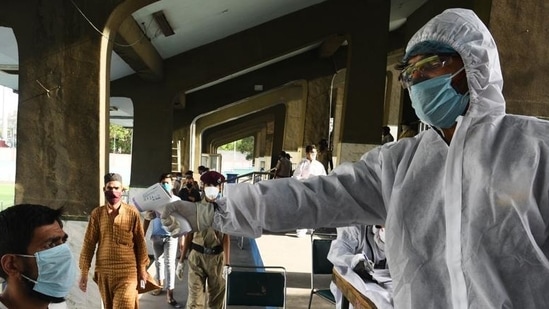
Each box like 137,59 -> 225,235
114,16 -> 164,82
318,34 -> 347,58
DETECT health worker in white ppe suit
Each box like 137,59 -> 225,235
328,225 -> 392,309
162,8 -> 549,308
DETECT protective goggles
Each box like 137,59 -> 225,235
398,55 -> 454,89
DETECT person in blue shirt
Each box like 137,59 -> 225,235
143,173 -> 181,307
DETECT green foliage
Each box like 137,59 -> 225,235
219,136 -> 254,160
110,124 -> 133,154
0,183 -> 15,211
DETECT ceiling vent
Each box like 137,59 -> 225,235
153,11 -> 175,37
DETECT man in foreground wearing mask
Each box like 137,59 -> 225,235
162,8 -> 549,308
0,204 -> 76,309
178,171 -> 229,309
79,173 -> 149,309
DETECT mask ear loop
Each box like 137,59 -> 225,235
14,254 -> 38,284
449,66 -> 465,79
448,66 -> 469,96
20,273 -> 38,284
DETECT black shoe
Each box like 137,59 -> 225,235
168,299 -> 182,308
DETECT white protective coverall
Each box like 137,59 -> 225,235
328,225 -> 392,309
163,8 -> 549,308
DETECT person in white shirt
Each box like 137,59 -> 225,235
293,144 -> 327,180
293,144 -> 327,237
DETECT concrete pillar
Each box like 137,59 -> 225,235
129,93 -> 175,187
338,0 -> 390,162
8,1 -> 119,215
302,76 -> 333,148
489,0 -> 549,118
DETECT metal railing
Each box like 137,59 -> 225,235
225,171 -> 273,185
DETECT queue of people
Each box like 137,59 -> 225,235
0,168 -> 225,309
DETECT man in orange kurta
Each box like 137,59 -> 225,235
78,173 -> 149,309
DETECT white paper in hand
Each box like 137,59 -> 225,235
132,183 -> 171,212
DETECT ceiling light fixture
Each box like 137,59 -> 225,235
153,11 -> 175,37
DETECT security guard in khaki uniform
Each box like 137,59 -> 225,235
178,171 -> 230,309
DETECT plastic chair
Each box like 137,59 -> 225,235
308,232 -> 337,309
224,264 -> 287,308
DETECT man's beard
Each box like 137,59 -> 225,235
21,273 -> 66,304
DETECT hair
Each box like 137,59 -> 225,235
0,204 -> 64,279
158,173 -> 173,182
318,139 -> 328,151
305,144 -> 316,153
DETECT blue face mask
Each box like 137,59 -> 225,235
19,243 -> 77,298
161,183 -> 173,193
409,67 -> 469,128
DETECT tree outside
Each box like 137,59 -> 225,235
218,136 -> 254,160
110,124 -> 133,154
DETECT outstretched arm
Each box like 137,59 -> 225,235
162,148 -> 389,239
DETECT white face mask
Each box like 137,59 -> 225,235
204,186 -> 220,200
373,226 -> 386,251
378,227 -> 386,243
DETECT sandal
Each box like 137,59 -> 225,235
150,288 -> 162,296
168,299 -> 182,308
